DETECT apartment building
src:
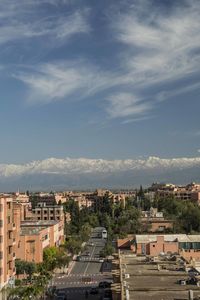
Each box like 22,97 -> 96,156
135,234 -> 200,258
55,193 -> 67,204
151,182 -> 200,203
73,195 -> 93,209
16,220 -> 64,263
141,208 -> 174,233
118,234 -> 200,259
0,196 -> 16,289
32,202 -> 64,222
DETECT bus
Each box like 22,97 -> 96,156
102,229 -> 107,239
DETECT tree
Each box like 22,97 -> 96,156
15,260 -> 36,279
80,223 -> 92,242
65,238 -> 82,255
43,246 -> 58,270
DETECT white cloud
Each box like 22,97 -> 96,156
0,2 -> 90,45
106,0 -> 200,119
114,1 -> 200,86
15,61 -> 114,104
106,93 -> 152,118
6,0 -> 200,122
156,82 -> 200,103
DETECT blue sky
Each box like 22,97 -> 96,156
0,0 -> 200,164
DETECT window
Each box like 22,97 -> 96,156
0,204 -> 3,212
42,234 -> 48,241
0,220 -> 3,227
153,245 -> 155,248
37,211 -> 41,214
0,236 -> 3,243
7,216 -> 11,224
8,246 -> 12,254
0,252 -> 3,259
44,217 -> 47,220
8,231 -> 12,239
44,210 -> 47,214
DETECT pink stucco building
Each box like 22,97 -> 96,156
16,220 -> 64,263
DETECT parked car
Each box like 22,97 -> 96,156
99,281 -> 112,289
87,242 -> 94,246
103,288 -> 112,300
90,287 -> 99,295
55,289 -> 67,299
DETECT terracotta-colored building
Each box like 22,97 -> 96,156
17,226 -> 50,263
32,203 -> 64,222
0,196 -> 16,289
136,235 -> 179,256
141,218 -> 174,233
16,220 -> 64,263
118,234 -> 200,259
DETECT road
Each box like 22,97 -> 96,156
51,228 -> 113,300
71,238 -> 106,275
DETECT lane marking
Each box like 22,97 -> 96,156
83,243 -> 96,275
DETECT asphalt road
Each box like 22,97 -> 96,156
51,228 -> 113,300
71,238 -> 106,275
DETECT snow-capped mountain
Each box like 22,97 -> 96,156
0,156 -> 200,191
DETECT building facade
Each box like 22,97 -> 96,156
0,196 -> 16,289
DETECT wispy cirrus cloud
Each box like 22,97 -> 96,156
0,1 -> 90,45
113,0 -> 200,86
106,93 -> 152,119
10,0 -> 200,123
14,61 -> 115,104
104,0 -> 200,120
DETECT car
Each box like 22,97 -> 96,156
99,281 -> 112,288
85,251 -> 90,256
99,259 -> 104,263
90,287 -> 99,295
55,290 -> 67,299
56,297 -> 67,300
103,289 -> 112,299
87,242 -> 94,246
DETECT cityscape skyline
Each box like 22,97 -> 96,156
0,0 -> 200,164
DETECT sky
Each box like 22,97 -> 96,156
0,0 -> 200,164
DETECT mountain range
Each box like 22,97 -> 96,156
0,156 -> 200,191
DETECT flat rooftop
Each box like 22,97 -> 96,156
21,220 -> 58,227
135,234 -> 200,243
120,253 -> 200,300
20,226 -> 46,236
